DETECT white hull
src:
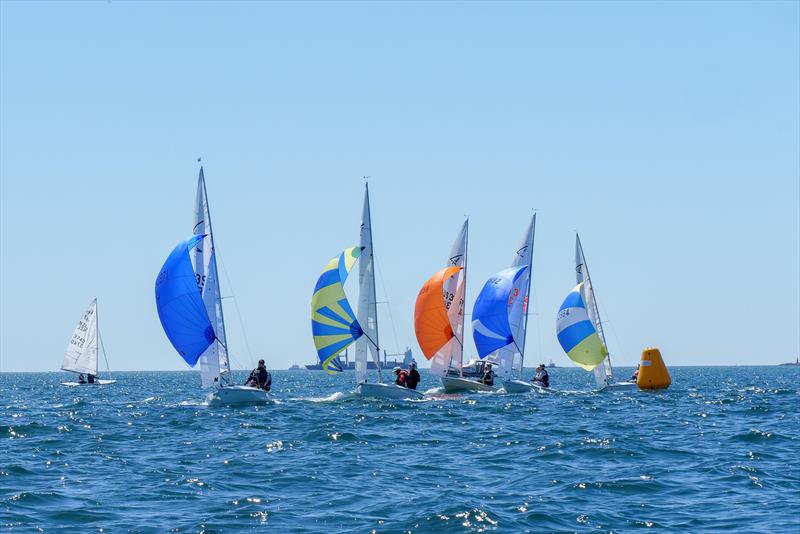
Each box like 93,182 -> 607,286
61,379 -> 117,386
503,379 -> 548,394
441,376 -> 495,393
207,385 -> 269,406
356,382 -> 425,400
601,381 -> 638,392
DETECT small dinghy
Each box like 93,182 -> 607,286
556,234 -> 634,392
155,166 -> 268,406
61,298 -> 117,386
311,184 -> 423,401
415,220 -> 492,392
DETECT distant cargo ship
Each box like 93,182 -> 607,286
306,348 -> 415,371
778,357 -> 799,366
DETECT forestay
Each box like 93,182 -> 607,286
155,235 -> 216,366
61,299 -> 99,375
355,184 -> 382,385
311,247 -> 364,374
192,168 -> 230,388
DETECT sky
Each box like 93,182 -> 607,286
1,1 -> 798,372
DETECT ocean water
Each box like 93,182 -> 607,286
1,366 -> 798,533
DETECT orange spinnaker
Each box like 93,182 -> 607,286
414,266 -> 462,359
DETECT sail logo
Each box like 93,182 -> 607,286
449,254 -> 463,266
516,245 -> 528,258
576,263 -> 584,275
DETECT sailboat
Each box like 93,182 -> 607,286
471,214 -> 537,394
312,184 -> 423,400
61,298 -> 116,385
155,167 -> 268,405
556,234 -> 637,391
415,220 -> 487,392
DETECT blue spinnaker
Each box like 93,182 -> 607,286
155,235 -> 216,366
472,265 -> 528,358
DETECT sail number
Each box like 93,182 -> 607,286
196,274 -> 206,290
444,290 -> 455,309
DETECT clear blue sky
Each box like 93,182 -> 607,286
1,1 -> 798,372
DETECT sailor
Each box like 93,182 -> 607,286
87,374 -> 96,384
78,373 -> 86,384
532,364 -> 549,388
630,365 -> 640,383
246,359 -> 272,391
406,361 -> 421,390
393,366 -> 409,388
481,363 -> 495,387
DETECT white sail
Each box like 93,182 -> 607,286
191,168 -> 230,388
575,234 -> 613,387
430,219 -> 468,376
493,214 -> 536,380
356,183 -> 381,385
62,299 -> 99,375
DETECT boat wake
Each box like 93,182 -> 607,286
298,391 -> 354,403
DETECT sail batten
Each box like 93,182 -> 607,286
312,247 -> 364,374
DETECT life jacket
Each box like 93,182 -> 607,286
395,370 -> 408,387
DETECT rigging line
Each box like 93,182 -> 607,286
374,257 -> 402,352
217,255 -> 254,368
98,330 -> 112,378
603,319 -> 628,364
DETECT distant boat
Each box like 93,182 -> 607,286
547,360 -> 558,368
288,363 -> 301,370
311,184 -> 422,400
778,357 -> 800,366
416,220 -> 488,392
556,234 -> 637,391
155,167 -> 268,405
304,347 -> 411,371
61,298 -> 116,386
472,214 -> 536,394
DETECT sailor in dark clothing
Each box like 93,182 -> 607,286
481,363 -> 495,387
406,361 -> 421,390
246,359 -> 272,391
78,374 -> 86,384
532,364 -> 549,388
87,374 -> 96,384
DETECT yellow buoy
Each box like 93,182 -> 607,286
636,347 -> 671,390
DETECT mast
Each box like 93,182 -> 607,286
459,218 -> 469,377
200,166 -> 232,383
517,213 -> 536,375
365,183 -> 381,382
576,233 -> 614,379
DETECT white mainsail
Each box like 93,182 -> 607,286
356,183 -> 382,385
430,219 -> 468,377
62,299 -> 99,375
191,168 -> 231,388
493,214 -> 536,380
575,234 -> 613,387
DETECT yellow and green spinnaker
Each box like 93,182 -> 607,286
311,247 -> 363,374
